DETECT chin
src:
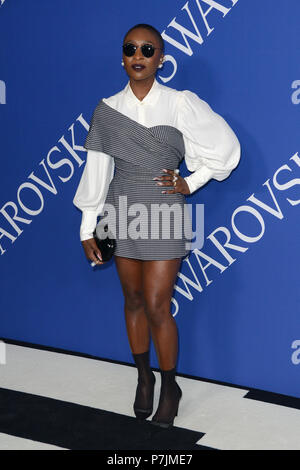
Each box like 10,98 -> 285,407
128,71 -> 155,82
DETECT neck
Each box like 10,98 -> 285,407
129,76 -> 155,101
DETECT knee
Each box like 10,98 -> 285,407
144,299 -> 171,327
124,290 -> 145,312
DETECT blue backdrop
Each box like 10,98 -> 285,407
0,0 -> 299,398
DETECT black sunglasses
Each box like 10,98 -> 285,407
122,43 -> 163,58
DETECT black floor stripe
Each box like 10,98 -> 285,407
244,390 -> 300,410
0,387 -> 215,450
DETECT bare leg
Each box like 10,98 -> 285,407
114,255 -> 155,418
142,258 -> 182,370
114,255 -> 150,354
142,257 -> 183,426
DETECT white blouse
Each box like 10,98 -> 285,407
73,78 -> 241,241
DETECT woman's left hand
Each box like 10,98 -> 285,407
154,169 -> 190,195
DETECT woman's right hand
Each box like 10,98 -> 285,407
81,238 -> 105,265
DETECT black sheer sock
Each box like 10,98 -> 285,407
151,367 -> 182,428
132,350 -> 156,418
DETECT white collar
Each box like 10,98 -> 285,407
123,78 -> 161,107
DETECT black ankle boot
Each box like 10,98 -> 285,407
151,367 -> 182,429
132,350 -> 156,419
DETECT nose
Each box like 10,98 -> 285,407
134,46 -> 144,60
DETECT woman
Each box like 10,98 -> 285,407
73,23 -> 241,428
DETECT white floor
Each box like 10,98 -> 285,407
0,343 -> 300,450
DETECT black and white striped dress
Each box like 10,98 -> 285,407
84,100 -> 192,260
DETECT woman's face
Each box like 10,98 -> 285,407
122,27 -> 164,82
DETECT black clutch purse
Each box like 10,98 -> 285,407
93,223 -> 116,262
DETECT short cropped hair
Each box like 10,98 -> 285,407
123,23 -> 165,52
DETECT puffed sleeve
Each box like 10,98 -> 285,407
73,149 -> 115,241
177,90 -> 241,194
